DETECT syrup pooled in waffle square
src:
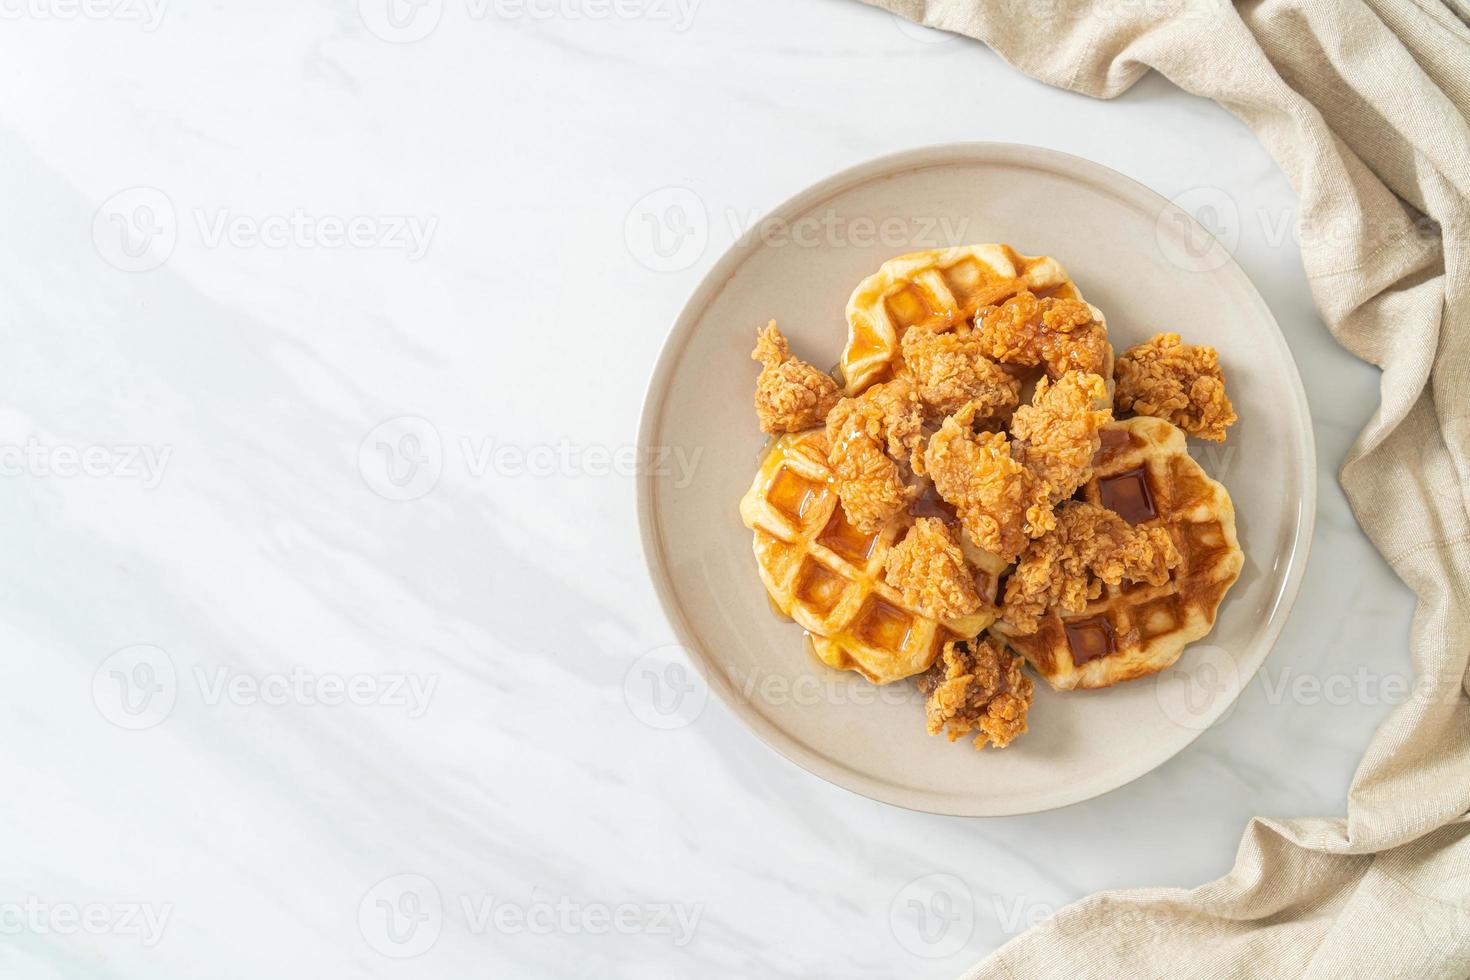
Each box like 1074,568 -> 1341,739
742,245 -> 1243,753
989,416 -> 1244,690
840,244 -> 1110,395
739,429 -> 1004,685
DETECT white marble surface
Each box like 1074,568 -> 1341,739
0,1 -> 1415,977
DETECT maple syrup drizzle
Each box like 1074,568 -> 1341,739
1098,467 -> 1158,524
1064,616 -> 1117,666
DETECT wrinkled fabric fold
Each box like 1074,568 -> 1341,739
859,0 -> 1470,975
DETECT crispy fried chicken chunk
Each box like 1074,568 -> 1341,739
977,290 -> 1111,378
1010,371 -> 1112,504
857,377 -> 927,473
751,321 -> 841,434
916,639 -> 1032,749
900,323 -> 1021,419
825,391 -> 918,533
924,403 -> 1053,562
1114,332 -> 1237,441
883,518 -> 983,620
1001,502 -> 1182,634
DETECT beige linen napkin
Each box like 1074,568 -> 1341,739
860,0 -> 1470,975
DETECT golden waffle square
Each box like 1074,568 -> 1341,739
739,429 -> 1004,685
840,244 -> 1095,395
990,416 -> 1244,690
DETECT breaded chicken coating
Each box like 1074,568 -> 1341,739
915,639 -> 1032,749
1001,502 -> 1181,634
883,517 -> 983,620
924,403 -> 1054,562
900,323 -> 1021,419
977,290 -> 1111,378
752,321 -> 841,433
1114,332 -> 1237,441
1010,371 -> 1112,504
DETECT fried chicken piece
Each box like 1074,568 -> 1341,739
915,639 -> 1032,749
1114,332 -> 1237,441
1002,503 -> 1182,634
856,377 -> 927,473
883,518 -> 983,620
1010,371 -> 1112,504
923,403 -> 1053,562
751,321 -> 841,434
825,394 -> 917,533
977,290 -> 1111,378
900,323 -> 1021,419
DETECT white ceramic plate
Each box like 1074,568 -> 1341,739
637,144 -> 1315,816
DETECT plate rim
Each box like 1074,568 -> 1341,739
635,141 -> 1318,817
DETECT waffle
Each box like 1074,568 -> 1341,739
840,244 -> 1102,395
990,416 -> 1243,690
739,429 -> 1006,685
